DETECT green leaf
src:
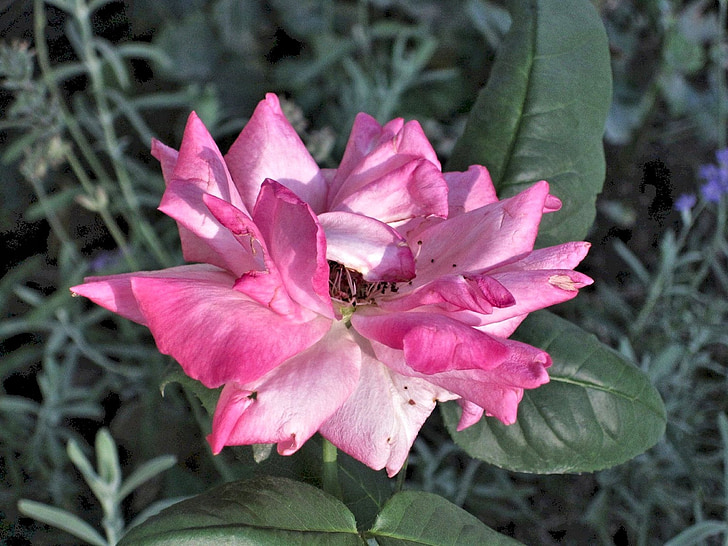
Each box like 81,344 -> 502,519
160,364 -> 221,416
118,476 -> 365,545
17,500 -> 107,546
447,0 -> 612,246
118,455 -> 177,501
442,311 -> 666,473
95,428 -> 121,488
664,521 -> 728,546
366,491 -> 522,545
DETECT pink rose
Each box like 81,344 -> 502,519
72,94 -> 592,476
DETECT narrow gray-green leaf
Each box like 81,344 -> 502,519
664,521 -> 728,546
17,500 -> 107,546
367,491 -> 522,545
118,455 -> 177,501
118,476 -> 365,545
448,0 -> 611,246
442,311 -> 666,473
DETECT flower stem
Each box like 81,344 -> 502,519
321,438 -> 342,499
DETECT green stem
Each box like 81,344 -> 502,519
71,0 -> 172,268
24,168 -> 81,264
322,438 -> 342,499
64,148 -> 139,270
33,0 -> 112,183
717,0 -> 727,149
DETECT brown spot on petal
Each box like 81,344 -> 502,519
548,274 -> 578,291
408,399 -> 416,405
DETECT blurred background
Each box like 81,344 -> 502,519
1,0 -> 727,544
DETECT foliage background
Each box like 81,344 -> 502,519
1,0 -> 727,544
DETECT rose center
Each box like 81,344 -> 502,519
328,261 -> 399,308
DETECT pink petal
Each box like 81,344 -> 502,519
154,117 -> 258,273
444,165 -> 498,216
150,138 -> 178,181
371,337 -> 550,425
479,269 -> 593,327
378,274 -> 514,314
319,337 -> 456,477
544,193 -> 562,212
159,181 -> 265,276
201,193 -> 305,318
455,399 -> 485,430
208,321 -> 361,455
318,211 -> 415,282
129,274 -> 332,388
332,113 -> 396,190
225,93 -> 327,213
70,264 -> 234,325
487,241 -> 592,273
413,181 -> 553,285
169,112 -> 246,213
352,310 -> 510,374
333,158 -> 449,224
476,315 -> 529,339
252,180 -> 334,318
329,117 -> 442,209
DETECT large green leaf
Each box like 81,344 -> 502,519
447,0 -> 611,246
366,491 -> 522,545
442,311 -> 666,473
118,476 -> 365,545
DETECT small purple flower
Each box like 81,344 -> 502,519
715,148 -> 728,167
674,193 -> 696,211
701,179 -> 724,202
695,150 -> 728,204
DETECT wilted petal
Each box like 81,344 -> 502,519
252,180 -> 334,318
319,211 -> 415,282
414,181 -> 554,285
352,310 -> 509,374
480,269 -> 593,327
70,264 -> 234,325
129,274 -> 331,388
208,322 -> 361,455
319,338 -> 456,477
225,93 -> 328,213
377,274 -> 514,314
444,165 -> 498,216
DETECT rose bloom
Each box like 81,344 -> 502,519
71,94 -> 592,476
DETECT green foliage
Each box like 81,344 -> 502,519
18,428 -> 176,546
442,0 -> 663,476
604,0 -> 728,146
442,311 -> 666,473
448,0 -> 612,247
367,490 -> 522,545
119,476 -> 520,545
2,0 -> 727,544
